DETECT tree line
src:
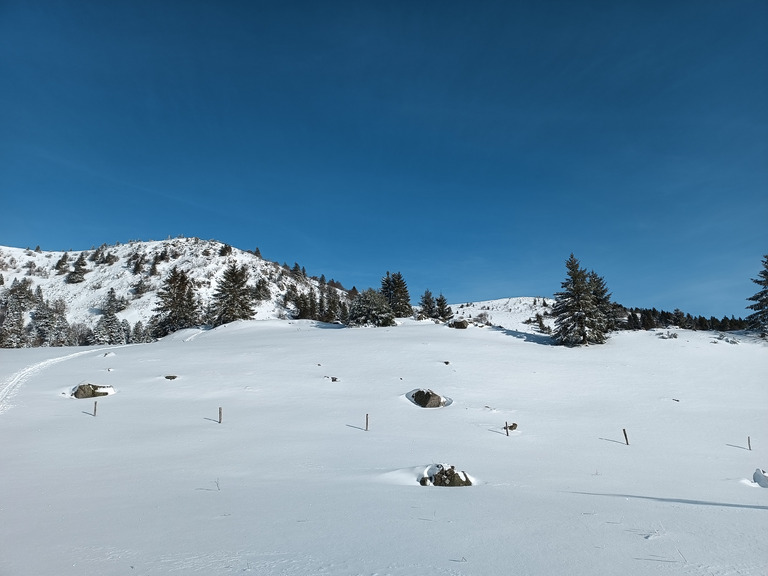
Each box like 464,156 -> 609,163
549,252 -> 764,346
2,246 -> 765,347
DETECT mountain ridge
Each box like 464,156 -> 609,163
0,238 -> 352,333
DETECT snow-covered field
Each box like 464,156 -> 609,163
1,305 -> 766,575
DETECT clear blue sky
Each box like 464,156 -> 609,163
1,1 -> 766,318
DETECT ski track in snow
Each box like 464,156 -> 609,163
0,347 -> 127,414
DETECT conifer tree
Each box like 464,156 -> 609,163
746,254 -> 768,336
212,263 -> 254,326
348,288 -> 396,327
588,270 -> 615,332
552,254 -> 608,346
381,271 -> 412,317
66,253 -> 88,284
54,252 -> 69,275
0,301 -> 26,348
419,289 -> 437,319
102,288 -> 128,314
435,293 -> 453,321
252,277 -> 271,301
93,311 -> 126,345
151,266 -> 199,336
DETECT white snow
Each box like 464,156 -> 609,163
0,308 -> 766,575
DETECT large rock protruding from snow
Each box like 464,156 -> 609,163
419,464 -> 473,487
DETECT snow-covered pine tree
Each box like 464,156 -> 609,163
102,288 -> 128,314
587,270 -> 615,332
54,252 -> 69,275
552,254 -> 607,346
93,311 -> 126,345
348,288 -> 396,327
66,253 -> 88,284
151,266 -> 199,336
212,263 -> 254,326
746,254 -> 768,337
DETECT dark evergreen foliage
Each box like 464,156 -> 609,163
132,278 -> 149,298
29,297 -> 71,346
381,271 -> 412,318
212,263 -> 254,326
552,254 -> 609,346
102,287 -> 128,314
746,254 -> 768,336
348,288 -> 396,327
66,253 -> 88,284
54,252 -> 70,275
252,277 -> 271,301
151,266 -> 199,337
418,289 -> 437,319
435,293 -> 453,321
93,311 -> 126,344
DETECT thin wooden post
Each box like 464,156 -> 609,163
93,400 -> 98,417
748,436 -> 752,451
218,407 -> 222,424
623,428 -> 629,446
505,421 -> 509,437
365,413 -> 369,432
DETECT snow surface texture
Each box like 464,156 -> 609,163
0,307 -> 766,575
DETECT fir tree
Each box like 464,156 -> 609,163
587,271 -> 615,331
418,289 -> 437,319
0,301 -> 26,348
435,293 -> 453,321
132,278 -> 149,298
348,288 -> 396,327
54,252 -> 69,275
381,271 -> 412,318
320,285 -> 341,323
151,266 -> 199,337
252,277 -> 271,301
212,263 -> 254,326
93,311 -> 126,345
66,253 -> 88,284
746,254 -> 768,336
552,254 -> 607,346
102,288 -> 128,314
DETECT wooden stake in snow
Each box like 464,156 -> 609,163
218,407 -> 222,424
505,421 -> 509,437
623,428 -> 629,446
93,400 -> 98,417
365,413 -> 369,431
748,436 -> 752,451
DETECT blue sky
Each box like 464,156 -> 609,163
1,1 -> 766,318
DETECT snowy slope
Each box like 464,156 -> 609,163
0,318 -> 765,575
0,239 -> 345,329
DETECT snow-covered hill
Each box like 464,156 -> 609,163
0,238 -> 348,331
0,319 -> 765,575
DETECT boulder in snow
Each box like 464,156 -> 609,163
406,389 -> 452,408
413,389 -> 444,408
419,464 -> 472,487
754,468 -> 768,488
72,383 -> 115,399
